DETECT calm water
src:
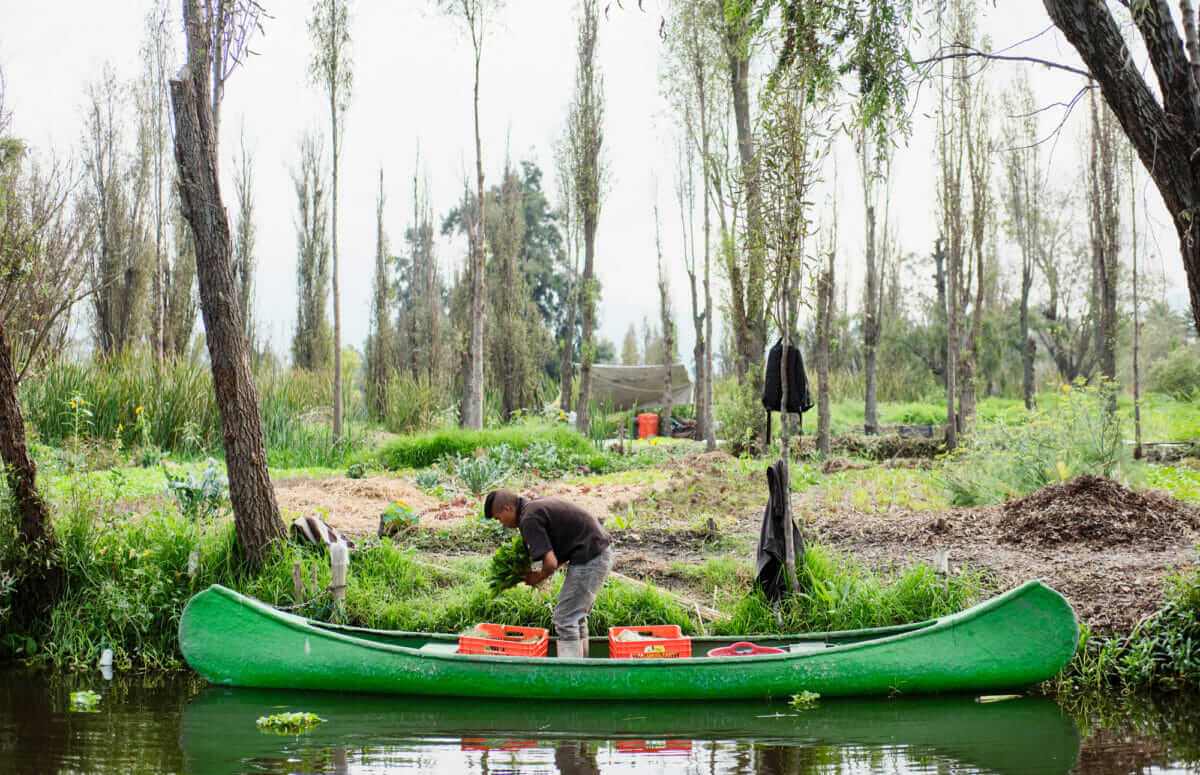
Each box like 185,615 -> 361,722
1,669 -> 1197,774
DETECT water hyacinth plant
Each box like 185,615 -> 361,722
255,712 -> 325,734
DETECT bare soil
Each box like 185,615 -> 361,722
271,456 -> 1199,636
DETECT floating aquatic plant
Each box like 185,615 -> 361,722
70,690 -> 101,712
256,711 -> 326,734
789,691 -> 820,709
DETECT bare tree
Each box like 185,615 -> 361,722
84,70 -> 149,357
0,145 -> 90,382
1043,0 -> 1200,337
1002,72 -> 1041,410
170,0 -> 284,568
439,0 -> 502,429
1087,85 -> 1121,401
569,0 -> 605,436
554,138 -> 580,413
291,131 -> 333,371
366,168 -> 394,418
654,200 -> 674,433
815,246 -> 835,457
231,126 -> 256,350
309,0 -> 352,440
140,0 -> 174,368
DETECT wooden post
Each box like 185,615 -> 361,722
330,543 -> 349,601
292,561 -> 304,604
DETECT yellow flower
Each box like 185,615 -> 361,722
396,500 -> 408,509
129,548 -> 136,559
141,549 -> 151,558
117,424 -> 123,432
135,406 -> 144,414
1061,384 -> 1070,392
98,547 -> 107,556
1056,461 -> 1069,481
71,400 -> 77,409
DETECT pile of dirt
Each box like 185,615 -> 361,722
795,434 -> 946,461
998,474 -> 1200,547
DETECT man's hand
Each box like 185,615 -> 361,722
522,550 -> 559,587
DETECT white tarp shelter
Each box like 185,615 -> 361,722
570,363 -> 692,410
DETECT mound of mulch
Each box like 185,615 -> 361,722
998,474 -> 1200,547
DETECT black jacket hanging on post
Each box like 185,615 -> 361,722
762,339 -> 813,443
754,459 -> 803,603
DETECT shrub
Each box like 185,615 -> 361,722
941,380 -> 1132,506
1148,346 -> 1200,400
376,427 -> 593,470
162,459 -> 229,522
713,374 -> 764,455
382,373 -> 441,433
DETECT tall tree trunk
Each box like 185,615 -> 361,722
655,204 -> 673,433
171,3 -> 285,569
863,205 -> 879,434
723,13 -> 767,381
576,221 -> 596,435
816,253 -> 834,456
559,280 -> 577,414
1131,150 -> 1143,458
0,321 -> 60,615
462,40 -> 486,430
330,89 -> 343,440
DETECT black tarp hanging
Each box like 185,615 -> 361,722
754,459 -> 803,603
761,339 -> 814,446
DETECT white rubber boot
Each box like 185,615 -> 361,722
557,638 -> 586,659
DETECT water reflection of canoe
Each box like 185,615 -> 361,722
179,580 -> 1078,701
178,688 -> 1080,775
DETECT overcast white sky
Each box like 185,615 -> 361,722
0,0 -> 1188,374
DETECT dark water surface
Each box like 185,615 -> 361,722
0,669 -> 1197,774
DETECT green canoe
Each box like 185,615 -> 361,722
178,580 -> 1078,700
180,690 -> 1080,775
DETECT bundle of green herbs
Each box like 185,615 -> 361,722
487,534 -> 532,593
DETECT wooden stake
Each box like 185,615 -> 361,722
330,543 -> 349,601
292,561 -> 304,604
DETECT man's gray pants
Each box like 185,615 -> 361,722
553,546 -> 613,644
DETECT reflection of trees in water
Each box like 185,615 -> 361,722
554,740 -> 600,775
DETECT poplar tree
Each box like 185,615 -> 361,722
309,0 -> 353,440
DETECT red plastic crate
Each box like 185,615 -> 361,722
458,623 -> 549,657
461,738 -> 538,751
614,740 -> 692,755
608,625 -> 692,658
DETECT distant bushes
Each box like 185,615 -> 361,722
1148,346 -> 1200,400
376,426 -> 596,471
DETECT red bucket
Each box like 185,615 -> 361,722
706,641 -> 786,657
636,413 -> 659,438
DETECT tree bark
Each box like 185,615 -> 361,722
331,88 -> 343,440
170,8 -> 285,569
816,253 -> 834,457
0,320 -> 60,615
463,38 -> 486,430
723,14 -> 767,380
863,205 -> 879,434
1044,0 -> 1200,337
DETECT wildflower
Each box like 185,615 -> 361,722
98,547 -> 107,556
1061,384 -> 1070,392
135,406 -> 144,415
117,424 -> 123,433
129,548 -> 136,559
141,549 -> 151,558
71,399 -> 77,409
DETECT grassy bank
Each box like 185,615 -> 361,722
0,476 -> 984,669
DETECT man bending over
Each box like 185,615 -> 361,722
484,488 -> 613,659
